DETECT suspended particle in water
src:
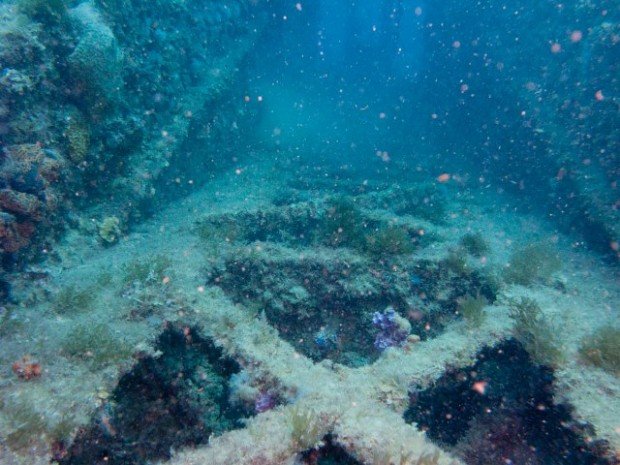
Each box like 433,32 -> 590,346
472,381 -> 488,395
570,30 -> 583,43
376,150 -> 390,162
550,42 -> 561,53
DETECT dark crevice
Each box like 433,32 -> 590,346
57,324 -> 244,465
209,238 -> 498,367
300,435 -> 363,465
404,339 -> 614,465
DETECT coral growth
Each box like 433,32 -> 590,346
228,369 -> 290,416
0,212 -> 29,253
0,14 -> 45,68
0,68 -> 33,95
209,241 -> 414,365
98,216 -> 121,244
255,391 -> 279,413
64,110 -> 90,164
0,144 -> 65,257
204,199 -> 499,366
0,0 -> 264,275
11,355 -> 42,381
66,2 -> 123,109
195,217 -> 246,245
372,306 -> 411,351
0,188 -> 43,219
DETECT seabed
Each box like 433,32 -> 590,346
1,157 -> 618,464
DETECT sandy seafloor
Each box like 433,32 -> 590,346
0,152 -> 618,464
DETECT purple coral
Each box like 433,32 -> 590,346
254,391 -> 277,413
372,307 -> 409,350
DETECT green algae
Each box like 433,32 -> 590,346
60,322 -> 132,368
320,196 -> 367,249
287,406 -> 324,450
364,225 -> 414,257
195,216 -> 247,244
579,327 -> 620,376
122,254 -> 172,286
442,248 -> 470,276
457,293 -> 488,328
1,391 -> 76,452
504,242 -> 561,286
510,297 -> 564,367
52,284 -> 96,315
459,232 -> 490,257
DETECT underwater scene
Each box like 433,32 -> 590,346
0,0 -> 618,464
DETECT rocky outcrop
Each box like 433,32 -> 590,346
0,0 -> 273,267
0,144 -> 65,258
